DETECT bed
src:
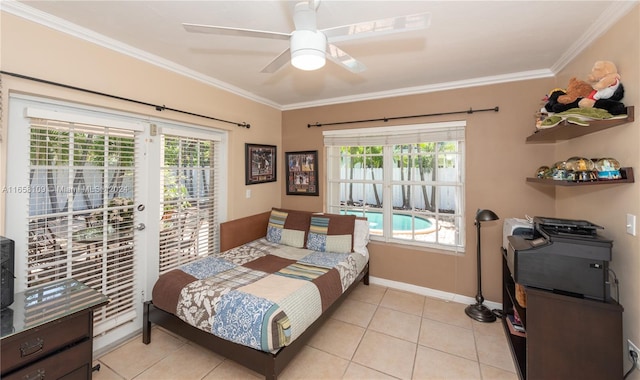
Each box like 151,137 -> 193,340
142,208 -> 370,379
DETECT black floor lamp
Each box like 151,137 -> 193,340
465,209 -> 499,322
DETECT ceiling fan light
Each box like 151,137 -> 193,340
291,30 -> 326,71
292,49 -> 326,71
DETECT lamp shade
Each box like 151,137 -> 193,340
291,30 -> 326,71
475,209 -> 499,222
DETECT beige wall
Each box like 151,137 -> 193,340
554,5 -> 640,369
0,12 -> 283,228
282,79 -> 558,302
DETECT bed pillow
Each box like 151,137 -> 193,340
266,208 -> 311,248
353,217 -> 370,256
306,214 -> 356,253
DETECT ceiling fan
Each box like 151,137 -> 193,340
183,0 -> 430,73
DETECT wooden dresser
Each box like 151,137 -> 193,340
1,279 -> 108,379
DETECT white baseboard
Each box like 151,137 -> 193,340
369,276 -> 502,311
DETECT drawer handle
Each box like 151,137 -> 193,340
23,369 -> 45,380
20,337 -> 44,358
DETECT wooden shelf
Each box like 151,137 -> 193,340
526,167 -> 634,186
502,251 -> 526,380
526,106 -> 634,143
501,253 -> 623,380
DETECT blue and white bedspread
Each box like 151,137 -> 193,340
152,238 -> 368,352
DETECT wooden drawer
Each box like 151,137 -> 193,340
2,339 -> 92,380
1,312 -> 91,374
60,364 -> 93,380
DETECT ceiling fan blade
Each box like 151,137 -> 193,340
322,12 -> 430,43
260,48 -> 291,73
327,44 -> 366,73
183,23 -> 290,40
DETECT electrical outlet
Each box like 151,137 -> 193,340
629,339 -> 640,369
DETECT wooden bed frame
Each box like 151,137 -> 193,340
142,211 -> 370,380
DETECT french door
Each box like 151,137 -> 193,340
5,94 -> 226,351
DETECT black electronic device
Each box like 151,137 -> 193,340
506,217 -> 612,301
1,236 -> 16,309
1,307 -> 14,336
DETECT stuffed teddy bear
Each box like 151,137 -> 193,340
543,77 -> 594,113
578,60 -> 626,114
557,77 -> 594,105
544,61 -> 627,115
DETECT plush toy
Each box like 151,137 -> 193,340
578,60 -> 626,114
544,62 -> 627,115
543,77 -> 593,113
580,61 -> 621,105
557,77 -> 593,105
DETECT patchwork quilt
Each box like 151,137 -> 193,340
152,238 -> 367,353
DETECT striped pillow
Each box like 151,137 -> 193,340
266,208 -> 310,248
306,215 -> 355,253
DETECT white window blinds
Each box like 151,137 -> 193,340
26,116 -> 138,333
323,121 -> 466,146
158,134 -> 219,274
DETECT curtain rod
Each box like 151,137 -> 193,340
0,71 -> 251,128
307,106 -> 499,128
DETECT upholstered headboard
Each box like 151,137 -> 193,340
219,208 -> 370,256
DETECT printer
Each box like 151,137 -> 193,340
506,216 -> 612,301
502,217 -> 533,249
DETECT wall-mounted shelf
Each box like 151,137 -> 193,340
526,106 -> 634,143
526,167 -> 634,186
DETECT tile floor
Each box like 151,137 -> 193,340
93,283 -> 518,379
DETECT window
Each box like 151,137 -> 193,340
158,133 -> 220,274
324,122 -> 465,250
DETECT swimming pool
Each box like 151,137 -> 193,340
343,210 -> 435,235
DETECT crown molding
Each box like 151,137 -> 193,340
282,69 -> 555,110
287,0 -> 639,111
1,0 -> 282,110
4,0 -> 637,112
550,1 -> 639,74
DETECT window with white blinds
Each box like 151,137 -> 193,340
159,134 -> 219,274
26,117 -> 138,331
324,121 -> 466,251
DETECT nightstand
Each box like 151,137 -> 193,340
1,278 -> 108,379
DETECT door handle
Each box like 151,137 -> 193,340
134,223 -> 146,231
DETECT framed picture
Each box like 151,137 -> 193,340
245,144 -> 277,185
285,150 -> 318,196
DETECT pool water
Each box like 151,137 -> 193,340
343,210 -> 433,231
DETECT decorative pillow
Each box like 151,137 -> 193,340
279,228 -> 306,247
266,208 -> 311,248
353,218 -> 370,256
306,214 -> 356,253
